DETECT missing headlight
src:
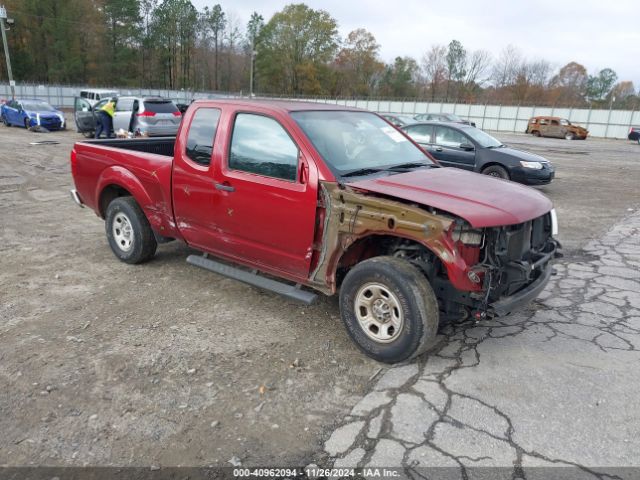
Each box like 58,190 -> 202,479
451,223 -> 484,246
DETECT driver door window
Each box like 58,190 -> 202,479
229,114 -> 299,182
435,126 -> 467,148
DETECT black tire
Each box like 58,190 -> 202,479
482,164 -> 510,180
339,256 -> 439,364
2,115 -> 10,127
532,130 -> 541,137
564,132 -> 575,140
105,196 -> 157,264
637,138 -> 640,146
24,119 -> 30,129
82,131 -> 94,138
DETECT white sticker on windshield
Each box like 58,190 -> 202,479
381,125 -> 408,143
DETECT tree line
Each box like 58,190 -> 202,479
1,0 -> 638,108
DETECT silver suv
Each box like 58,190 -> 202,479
74,96 -> 182,137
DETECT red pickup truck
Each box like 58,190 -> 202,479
70,100 -> 560,363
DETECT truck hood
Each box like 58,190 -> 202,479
347,167 -> 553,228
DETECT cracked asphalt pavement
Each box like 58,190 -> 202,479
323,211 -> 640,477
1,125 -> 639,471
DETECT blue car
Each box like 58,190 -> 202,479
1,98 -> 66,131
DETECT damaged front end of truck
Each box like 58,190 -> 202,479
308,181 -> 561,322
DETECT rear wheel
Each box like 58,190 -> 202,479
482,164 -> 510,180
532,130 -> 541,137
339,256 -> 439,364
105,197 -> 157,264
2,114 -> 9,127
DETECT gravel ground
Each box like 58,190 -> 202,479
0,123 -> 639,469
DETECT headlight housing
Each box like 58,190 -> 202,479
520,161 -> 543,169
451,222 -> 484,246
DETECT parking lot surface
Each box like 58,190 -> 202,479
324,211 -> 640,477
0,125 -> 639,469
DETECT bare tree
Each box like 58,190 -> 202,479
463,49 -> 492,92
491,45 -> 522,89
421,45 -> 448,100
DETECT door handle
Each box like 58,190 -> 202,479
214,182 -> 235,192
435,147 -> 443,152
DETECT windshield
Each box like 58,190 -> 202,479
22,101 -> 56,112
463,128 -> 503,148
560,119 -> 571,126
291,111 -> 435,176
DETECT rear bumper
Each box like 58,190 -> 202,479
141,125 -> 180,137
70,189 -> 84,208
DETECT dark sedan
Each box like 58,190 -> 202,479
413,112 -> 476,127
628,127 -> 640,144
401,122 -> 554,185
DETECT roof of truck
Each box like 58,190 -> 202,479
192,98 -> 363,113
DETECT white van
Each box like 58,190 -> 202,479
79,89 -> 119,107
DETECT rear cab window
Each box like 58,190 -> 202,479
185,108 -> 222,166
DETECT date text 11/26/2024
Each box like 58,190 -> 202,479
233,467 -> 401,478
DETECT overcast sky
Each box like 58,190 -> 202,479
192,0 -> 639,87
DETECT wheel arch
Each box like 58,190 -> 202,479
95,166 -> 154,221
330,233 -> 470,292
480,161 -> 509,174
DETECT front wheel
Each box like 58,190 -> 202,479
482,164 -> 510,180
565,132 -> 575,140
339,256 -> 439,363
105,197 -> 157,264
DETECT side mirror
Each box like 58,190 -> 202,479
460,143 -> 475,151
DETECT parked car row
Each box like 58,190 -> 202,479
74,95 -> 182,137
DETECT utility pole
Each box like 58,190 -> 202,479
249,35 -> 256,97
0,5 -> 15,99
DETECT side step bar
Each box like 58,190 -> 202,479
186,254 -> 318,305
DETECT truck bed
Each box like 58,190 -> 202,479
82,137 -> 175,157
72,138 -> 177,238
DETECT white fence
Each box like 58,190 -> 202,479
274,97 -> 640,140
0,83 -> 222,109
2,83 -> 639,139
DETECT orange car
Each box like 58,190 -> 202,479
526,116 -> 588,140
